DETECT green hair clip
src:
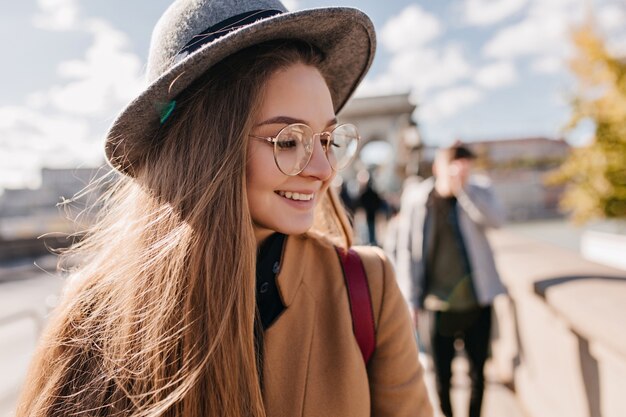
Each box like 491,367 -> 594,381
159,100 -> 177,124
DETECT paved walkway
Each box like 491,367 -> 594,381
421,353 -> 526,417
0,272 -> 63,417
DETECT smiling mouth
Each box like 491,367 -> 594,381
276,190 -> 315,201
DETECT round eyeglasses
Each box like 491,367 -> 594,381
249,123 -> 360,176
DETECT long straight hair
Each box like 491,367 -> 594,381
16,40 -> 352,417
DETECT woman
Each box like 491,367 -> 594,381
17,1 -> 432,416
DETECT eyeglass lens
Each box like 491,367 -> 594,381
274,124 -> 359,175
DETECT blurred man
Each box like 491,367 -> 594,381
358,177 -> 385,246
395,143 -> 506,417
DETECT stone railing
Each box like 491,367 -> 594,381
488,230 -> 626,417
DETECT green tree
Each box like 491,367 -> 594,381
548,23 -> 626,223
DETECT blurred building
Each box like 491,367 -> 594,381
471,137 -> 570,221
418,137 -> 571,222
339,93 -> 420,206
0,167 -> 111,260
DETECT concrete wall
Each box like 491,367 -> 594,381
489,230 -> 626,417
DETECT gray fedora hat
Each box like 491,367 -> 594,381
105,0 -> 376,175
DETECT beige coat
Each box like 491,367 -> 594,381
262,232 -> 433,417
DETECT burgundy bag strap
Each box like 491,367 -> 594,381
336,247 -> 376,364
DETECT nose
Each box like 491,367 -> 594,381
300,135 -> 333,181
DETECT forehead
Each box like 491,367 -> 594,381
256,63 -> 335,128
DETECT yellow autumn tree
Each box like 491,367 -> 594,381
548,23 -> 626,223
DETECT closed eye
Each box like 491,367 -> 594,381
277,139 -> 298,149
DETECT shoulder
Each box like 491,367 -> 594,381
407,177 -> 434,197
401,178 -> 434,211
289,233 -> 390,278
351,245 -> 398,328
468,174 -> 494,191
351,245 -> 392,277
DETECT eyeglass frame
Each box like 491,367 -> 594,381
248,122 -> 361,176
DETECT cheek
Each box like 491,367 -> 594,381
245,145 -> 283,208
246,143 -> 268,185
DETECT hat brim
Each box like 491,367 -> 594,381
105,7 -> 376,175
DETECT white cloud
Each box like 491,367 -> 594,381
361,44 -> 473,98
356,76 -> 409,98
48,19 -> 143,115
32,0 -> 79,31
483,0 -> 626,75
381,5 -> 442,53
30,0 -> 144,116
29,1 -> 144,117
0,106 -> 101,188
597,3 -> 626,30
405,46 -> 473,94
606,38 -> 626,57
465,0 -> 529,26
0,107 -> 90,152
483,14 -> 565,59
530,56 -> 562,74
474,61 -> 517,88
598,2 -> 626,56
25,92 -> 49,109
420,86 -> 484,122
483,0 -> 586,61
362,4 -> 475,98
0,152 -> 43,189
281,0 -> 300,11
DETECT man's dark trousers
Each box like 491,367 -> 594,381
428,306 -> 492,417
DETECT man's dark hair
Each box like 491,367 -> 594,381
437,141 -> 476,162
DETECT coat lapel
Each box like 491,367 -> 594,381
262,234 -> 316,416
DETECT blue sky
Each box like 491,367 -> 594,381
0,0 -> 625,190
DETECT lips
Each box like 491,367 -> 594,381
276,190 -> 315,201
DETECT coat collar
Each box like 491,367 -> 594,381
275,233 -> 309,306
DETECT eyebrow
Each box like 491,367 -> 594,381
255,116 -> 338,128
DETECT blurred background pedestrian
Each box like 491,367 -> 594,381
358,174 -> 386,246
395,142 -> 507,417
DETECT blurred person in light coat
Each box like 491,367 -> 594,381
395,142 -> 507,417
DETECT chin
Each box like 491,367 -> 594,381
278,222 -> 313,236
268,215 -> 314,236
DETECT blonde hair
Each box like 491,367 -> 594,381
17,40 -> 351,417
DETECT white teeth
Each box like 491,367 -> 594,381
278,191 -> 314,201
